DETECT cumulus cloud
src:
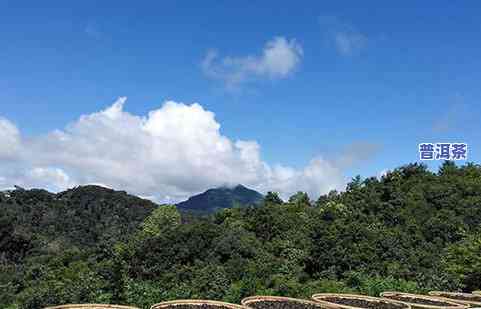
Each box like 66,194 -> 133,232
0,97 -> 348,202
260,158 -> 345,200
27,167 -> 73,190
202,37 -> 303,89
320,16 -> 367,56
0,117 -> 21,159
0,167 -> 73,192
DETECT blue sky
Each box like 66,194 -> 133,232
1,1 -> 480,200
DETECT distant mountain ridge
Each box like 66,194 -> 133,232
0,185 -> 157,251
176,184 -> 264,213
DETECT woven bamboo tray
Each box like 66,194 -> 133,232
312,293 -> 410,309
151,300 -> 250,309
428,292 -> 481,307
242,295 -> 328,309
380,292 -> 466,309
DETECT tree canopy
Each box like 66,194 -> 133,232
1,162 -> 480,309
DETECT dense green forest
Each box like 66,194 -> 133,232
1,162 -> 480,309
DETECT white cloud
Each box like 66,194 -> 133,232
0,97 -> 348,202
334,31 -> 367,56
320,16 -> 367,56
0,167 -> 73,192
0,117 -> 21,159
202,37 -> 303,89
27,167 -> 73,190
260,158 -> 345,200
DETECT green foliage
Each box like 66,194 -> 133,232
17,258 -> 111,309
288,192 -> 311,206
140,205 -> 181,237
189,263 -> 230,299
264,192 -> 283,205
123,279 -> 168,309
318,201 -> 349,219
441,233 -> 481,291
344,271 -> 420,296
0,264 -> 20,308
3,162 -> 481,308
0,185 -> 156,252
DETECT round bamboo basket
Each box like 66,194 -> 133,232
151,300 -> 250,309
242,295 -> 327,309
428,292 -> 481,308
44,305 -> 139,309
380,292 -> 467,309
311,293 -> 410,309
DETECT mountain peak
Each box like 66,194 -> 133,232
176,184 -> 263,214
233,184 -> 247,189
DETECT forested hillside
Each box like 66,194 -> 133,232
1,162 -> 480,309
